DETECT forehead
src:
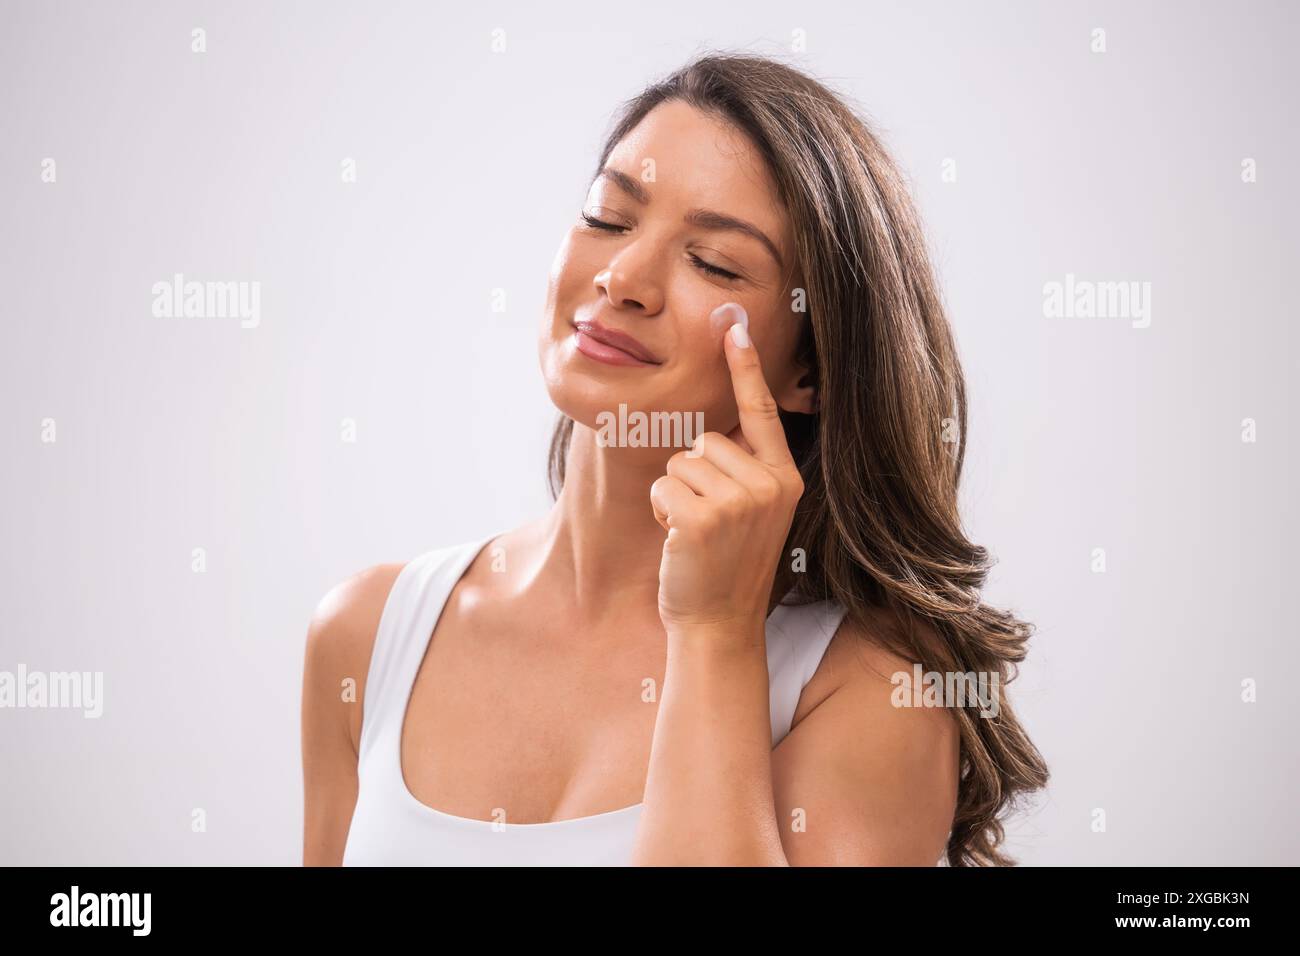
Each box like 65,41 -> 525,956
604,100 -> 792,252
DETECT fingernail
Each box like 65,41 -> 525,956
710,302 -> 748,338
729,321 -> 750,348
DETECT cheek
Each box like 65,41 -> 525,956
708,301 -> 749,340
672,292 -> 731,368
539,240 -> 572,377
666,299 -> 742,417
555,230 -> 614,294
544,234 -> 583,317
738,288 -> 798,348
539,234 -> 589,363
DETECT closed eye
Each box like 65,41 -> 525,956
580,212 -> 626,233
687,253 -> 740,282
579,213 -> 742,282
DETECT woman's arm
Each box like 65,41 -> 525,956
769,621 -> 961,866
300,564 -> 402,866
634,324 -> 960,865
634,324 -> 805,865
634,616 -> 960,866
633,626 -> 784,865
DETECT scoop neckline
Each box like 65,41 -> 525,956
393,533 -> 647,830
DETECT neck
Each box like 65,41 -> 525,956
530,422 -> 671,621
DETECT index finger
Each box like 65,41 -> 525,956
719,307 -> 794,467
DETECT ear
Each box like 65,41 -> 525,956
773,363 -> 817,415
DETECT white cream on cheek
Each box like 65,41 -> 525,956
708,302 -> 749,343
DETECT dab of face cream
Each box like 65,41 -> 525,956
709,302 -> 748,340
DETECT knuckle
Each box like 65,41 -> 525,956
694,507 -> 722,534
750,475 -> 783,506
672,452 -> 704,478
651,474 -> 677,497
671,513 -> 699,536
722,486 -> 750,514
744,391 -> 781,420
695,431 -> 724,454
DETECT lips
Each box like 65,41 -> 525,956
572,320 -> 662,366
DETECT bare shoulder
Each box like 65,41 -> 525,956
308,563 -> 406,642
774,605 -> 961,865
300,562 -> 406,866
303,563 -> 407,751
815,606 -> 960,748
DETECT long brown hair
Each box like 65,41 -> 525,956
548,51 -> 1049,866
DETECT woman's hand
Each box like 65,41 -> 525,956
649,317 -> 805,637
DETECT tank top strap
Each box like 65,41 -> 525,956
356,537 -> 493,765
356,536 -> 846,762
764,599 -> 850,747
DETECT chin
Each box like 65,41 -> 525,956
545,377 -> 720,463
539,328 -> 721,433
538,337 -> 638,425
542,374 -> 641,433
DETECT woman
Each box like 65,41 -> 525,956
301,52 -> 1048,866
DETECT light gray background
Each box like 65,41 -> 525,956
2,0 -> 1295,865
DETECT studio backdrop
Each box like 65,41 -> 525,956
1,0 -> 1296,865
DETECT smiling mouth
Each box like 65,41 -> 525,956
572,320 -> 663,366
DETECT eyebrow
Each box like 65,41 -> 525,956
596,166 -> 786,273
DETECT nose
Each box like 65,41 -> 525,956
593,253 -> 664,316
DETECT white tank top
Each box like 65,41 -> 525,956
342,535 -> 849,866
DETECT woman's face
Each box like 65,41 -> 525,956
539,100 -> 811,444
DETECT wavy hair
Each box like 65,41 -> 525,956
547,51 -> 1049,866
